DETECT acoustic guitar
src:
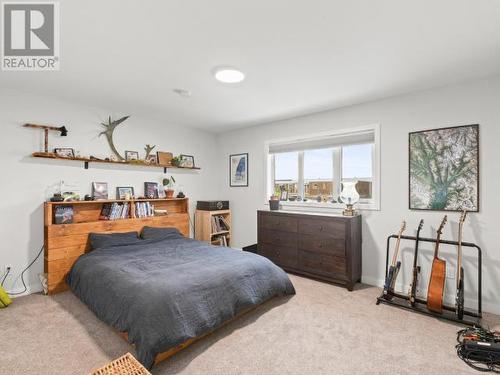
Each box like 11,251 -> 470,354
427,215 -> 448,313
456,210 -> 467,319
408,219 -> 424,306
383,221 -> 406,300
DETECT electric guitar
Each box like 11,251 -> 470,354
456,210 -> 467,320
383,221 -> 406,300
427,215 -> 448,313
408,219 -> 424,306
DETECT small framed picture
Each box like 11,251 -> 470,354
146,154 -> 158,164
116,186 -> 134,200
229,153 -> 248,187
157,151 -> 173,165
92,182 -> 108,200
144,182 -> 159,199
54,148 -> 75,158
179,154 -> 195,168
280,190 -> 288,201
125,151 -> 139,161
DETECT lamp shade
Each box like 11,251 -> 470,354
340,181 -> 360,205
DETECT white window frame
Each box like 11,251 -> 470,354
264,124 -> 381,212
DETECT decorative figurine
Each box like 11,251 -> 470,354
99,115 -> 130,161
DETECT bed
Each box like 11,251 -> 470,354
66,227 -> 295,369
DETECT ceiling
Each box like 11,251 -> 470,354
1,0 -> 500,132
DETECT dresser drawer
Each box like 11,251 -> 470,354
259,228 -> 297,248
298,250 -> 346,279
298,218 -> 346,239
259,213 -> 298,233
298,234 -> 345,257
259,243 -> 298,269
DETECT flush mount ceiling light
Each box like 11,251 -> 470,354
173,88 -> 192,98
213,67 -> 245,83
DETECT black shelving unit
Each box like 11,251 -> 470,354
376,234 -> 482,326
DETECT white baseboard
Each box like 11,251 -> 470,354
362,275 -> 500,316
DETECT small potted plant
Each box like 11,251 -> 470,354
162,176 -> 176,198
269,191 -> 280,210
171,156 -> 181,167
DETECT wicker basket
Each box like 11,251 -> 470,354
89,353 -> 152,375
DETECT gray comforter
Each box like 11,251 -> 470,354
67,235 -> 295,368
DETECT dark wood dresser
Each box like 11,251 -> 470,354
257,210 -> 362,290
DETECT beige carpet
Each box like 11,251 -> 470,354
2,275 -> 496,375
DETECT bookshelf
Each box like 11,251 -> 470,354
195,209 -> 232,247
44,198 -> 189,294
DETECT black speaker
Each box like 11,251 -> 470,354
196,200 -> 229,211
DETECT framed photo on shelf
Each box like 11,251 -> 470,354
229,153 -> 248,187
157,151 -> 173,165
280,190 -> 288,201
125,151 -> 139,161
116,186 -> 134,200
54,148 -> 75,158
144,182 -> 159,199
409,124 -> 479,212
179,154 -> 195,168
92,182 -> 108,200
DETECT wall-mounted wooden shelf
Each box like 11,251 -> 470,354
31,152 -> 201,173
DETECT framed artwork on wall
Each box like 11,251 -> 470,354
409,124 -> 479,212
229,153 -> 248,187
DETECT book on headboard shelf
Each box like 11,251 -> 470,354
99,202 -> 130,220
54,205 -> 74,224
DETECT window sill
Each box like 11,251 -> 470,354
264,200 -> 379,213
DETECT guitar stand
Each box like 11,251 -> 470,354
376,234 -> 482,326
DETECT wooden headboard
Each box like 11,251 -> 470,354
44,198 -> 190,294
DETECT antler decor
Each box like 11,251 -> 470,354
144,144 -> 156,160
99,115 -> 130,161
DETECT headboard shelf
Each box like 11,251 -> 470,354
46,197 -> 188,205
46,198 -> 188,225
44,198 -> 190,294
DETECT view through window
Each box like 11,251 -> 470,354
270,130 -> 377,206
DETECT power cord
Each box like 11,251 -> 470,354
2,245 -> 44,296
0,267 -> 10,287
456,327 -> 500,373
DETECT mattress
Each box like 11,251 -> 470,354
66,234 -> 295,368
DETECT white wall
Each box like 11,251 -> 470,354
215,76 -> 500,314
0,88 -> 219,295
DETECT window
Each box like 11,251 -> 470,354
304,149 -> 334,202
267,125 -> 380,210
342,144 -> 373,199
274,152 -> 299,199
